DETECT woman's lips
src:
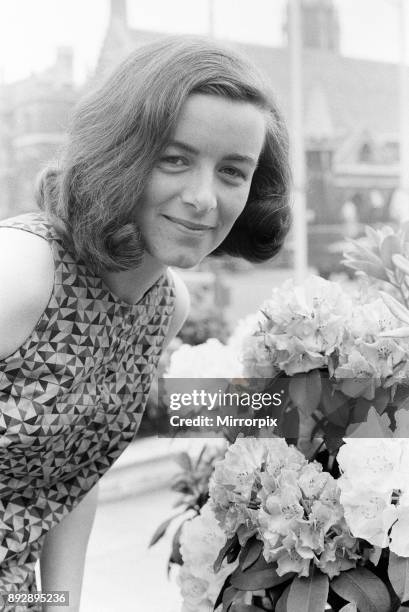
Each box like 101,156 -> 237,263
162,215 -> 215,232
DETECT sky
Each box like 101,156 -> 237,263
0,0 -> 408,84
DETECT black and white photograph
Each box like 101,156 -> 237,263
1,1 -> 409,611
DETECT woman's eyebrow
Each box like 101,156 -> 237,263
167,140 -> 257,166
167,140 -> 197,154
223,153 -> 257,167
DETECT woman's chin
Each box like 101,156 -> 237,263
144,239 -> 210,268
170,255 -> 204,269
161,250 -> 205,269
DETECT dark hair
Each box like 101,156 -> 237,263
37,35 -> 291,271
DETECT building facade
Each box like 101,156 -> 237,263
0,48 -> 76,218
0,0 -> 404,231
98,0 -> 402,227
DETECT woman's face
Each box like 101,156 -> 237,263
135,93 -> 267,269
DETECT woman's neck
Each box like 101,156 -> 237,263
100,253 -> 166,306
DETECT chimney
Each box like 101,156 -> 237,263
284,0 -> 341,53
110,0 -> 128,26
54,46 -> 74,86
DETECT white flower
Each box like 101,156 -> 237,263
335,299 -> 409,386
240,333 -> 278,379
210,438 -> 272,533
227,313 -> 263,353
165,338 -> 243,379
179,503 -> 238,611
180,574 -> 209,605
338,479 -> 397,548
208,437 -> 358,578
298,464 -> 330,498
347,299 -> 397,339
238,275 -> 352,377
180,503 -> 227,569
163,339 -> 243,416
337,438 -> 403,493
263,443 -> 307,483
389,503 -> 409,557
261,488 -> 304,538
394,410 -> 409,438
338,431 -> 409,553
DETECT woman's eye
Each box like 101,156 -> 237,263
160,156 -> 187,167
221,167 -> 246,180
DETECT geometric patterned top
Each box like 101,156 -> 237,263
0,212 -> 175,609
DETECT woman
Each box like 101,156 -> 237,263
0,35 -> 291,610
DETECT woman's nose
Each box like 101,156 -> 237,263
181,170 -> 217,214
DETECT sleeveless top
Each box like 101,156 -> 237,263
0,212 -> 175,609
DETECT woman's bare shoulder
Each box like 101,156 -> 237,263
0,228 -> 54,360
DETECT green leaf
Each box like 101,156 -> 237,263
320,383 -> 349,418
148,511 -> 184,547
171,481 -> 192,494
339,605 -> 358,612
351,398 -> 371,424
242,552 -> 271,573
237,525 -> 259,547
174,451 -> 193,472
230,604 -> 264,611
325,403 -> 351,427
239,538 -> 263,571
286,573 -> 329,612
346,406 -> 392,439
267,585 -> 288,607
393,384 -> 409,405
213,576 -> 233,610
364,225 -> 382,248
169,521 -> 185,566
337,377 -> 376,399
221,585 -> 239,610
347,240 -> 383,267
380,234 -> 401,268
194,443 -> 207,468
275,585 -> 291,612
393,254 -> 409,276
344,259 -> 389,281
372,387 -> 391,415
214,535 -> 239,573
400,220 -> 409,244
289,370 -> 322,416
369,546 -> 382,566
388,552 -> 409,602
230,568 -> 293,591
380,291 -> 409,325
330,567 -> 391,612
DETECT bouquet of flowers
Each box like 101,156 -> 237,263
180,432 -> 409,611
238,273 -> 409,454
152,222 -> 409,611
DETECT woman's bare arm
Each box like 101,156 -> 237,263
0,228 -> 54,359
0,228 -> 98,609
40,484 -> 99,612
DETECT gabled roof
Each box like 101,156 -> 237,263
234,41 -> 401,138
97,24 -> 403,143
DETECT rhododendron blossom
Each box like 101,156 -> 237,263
209,438 -> 360,578
338,435 -> 409,556
179,503 -> 239,612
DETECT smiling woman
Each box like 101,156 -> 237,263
39,35 -> 291,275
0,35 -> 291,611
136,94 -> 267,269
